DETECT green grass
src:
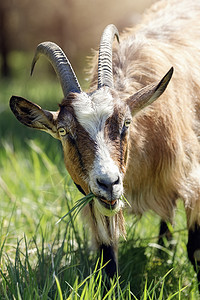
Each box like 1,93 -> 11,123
0,53 -> 200,299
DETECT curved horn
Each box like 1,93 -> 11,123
31,42 -> 81,97
98,24 -> 119,89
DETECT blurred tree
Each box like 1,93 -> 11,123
0,0 -> 153,78
0,1 -> 10,77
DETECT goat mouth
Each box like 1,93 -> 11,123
97,197 -> 117,210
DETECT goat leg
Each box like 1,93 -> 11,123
100,244 -> 117,278
158,220 -> 173,247
187,223 -> 200,292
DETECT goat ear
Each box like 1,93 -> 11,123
10,96 -> 60,139
126,67 -> 173,115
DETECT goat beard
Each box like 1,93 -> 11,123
92,201 -> 126,245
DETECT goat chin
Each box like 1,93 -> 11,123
94,197 -> 124,217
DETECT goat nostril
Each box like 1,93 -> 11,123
114,176 -> 120,185
97,178 -> 108,190
96,176 -> 120,192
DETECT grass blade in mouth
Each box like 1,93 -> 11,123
56,192 -> 94,224
120,195 -> 131,207
56,193 -> 130,225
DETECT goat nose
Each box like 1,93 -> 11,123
96,176 -> 120,193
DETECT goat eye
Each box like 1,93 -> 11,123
58,127 -> 67,136
124,119 -> 131,128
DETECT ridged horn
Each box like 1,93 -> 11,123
31,42 -> 81,97
97,24 -> 119,89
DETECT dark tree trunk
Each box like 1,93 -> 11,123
0,3 -> 10,77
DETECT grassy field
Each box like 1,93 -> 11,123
0,53 -> 199,299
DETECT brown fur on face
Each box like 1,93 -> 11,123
58,95 -> 96,193
104,104 -> 131,174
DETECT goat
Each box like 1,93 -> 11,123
10,0 -> 200,288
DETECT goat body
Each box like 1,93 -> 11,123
10,0 -> 200,288
108,0 -> 200,226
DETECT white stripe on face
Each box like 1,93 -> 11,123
72,87 -> 123,203
73,88 -> 114,139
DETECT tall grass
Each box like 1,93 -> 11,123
0,52 -> 199,299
